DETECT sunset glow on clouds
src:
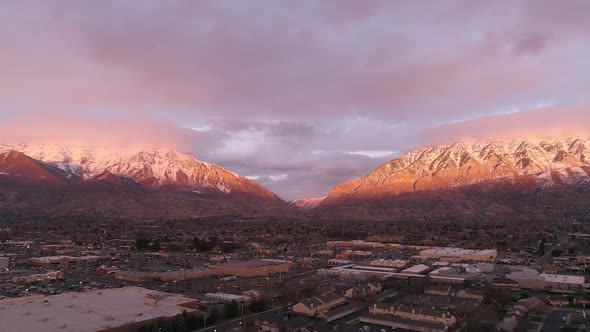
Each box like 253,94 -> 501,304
1,0 -> 589,199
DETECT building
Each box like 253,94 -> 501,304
507,270 -> 546,290
345,282 -> 382,299
370,259 -> 408,268
293,292 -> 346,316
507,270 -> 585,292
318,264 -> 399,280
208,259 -> 292,277
0,287 -> 199,332
464,263 -> 494,274
328,259 -> 352,266
429,267 -> 475,284
0,256 -> 10,271
419,248 -> 497,262
11,271 -> 65,285
540,273 -> 585,292
492,278 -> 520,291
402,264 -> 431,275
205,292 -> 251,303
28,255 -> 104,270
366,303 -> 457,331
154,268 -> 215,281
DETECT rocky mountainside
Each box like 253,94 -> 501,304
289,197 -> 325,210
0,144 -> 278,200
0,144 -> 295,219
322,137 -> 590,205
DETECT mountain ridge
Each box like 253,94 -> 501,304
322,137 -> 590,206
0,143 -> 278,201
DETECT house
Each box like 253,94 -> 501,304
424,285 -> 452,296
370,303 -> 457,326
345,282 -> 382,299
293,292 -> 346,316
492,277 -> 520,291
546,295 -> 569,307
456,287 -> 485,301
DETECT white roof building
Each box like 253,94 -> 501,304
0,287 -> 198,332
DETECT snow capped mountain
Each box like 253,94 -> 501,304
289,197 -> 325,210
0,143 -> 279,200
322,137 -> 590,204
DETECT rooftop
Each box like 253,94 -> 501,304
0,287 -> 198,332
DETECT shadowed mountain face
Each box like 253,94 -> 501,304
322,138 -> 590,205
0,144 -> 296,219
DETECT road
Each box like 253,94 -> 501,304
539,309 -> 578,332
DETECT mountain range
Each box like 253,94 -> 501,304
321,137 -> 590,205
0,144 -> 287,219
2,138 -> 590,221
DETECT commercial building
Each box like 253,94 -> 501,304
205,292 -> 251,303
370,259 -> 408,269
28,255 -> 104,270
507,270 -> 546,290
429,267 -> 475,284
0,287 -> 199,332
507,270 -> 586,292
318,264 -> 398,280
402,264 -> 431,275
328,259 -> 352,266
540,273 -> 585,292
11,271 -> 65,285
208,259 -> 292,277
419,248 -> 497,262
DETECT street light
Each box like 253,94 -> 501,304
266,277 -> 269,288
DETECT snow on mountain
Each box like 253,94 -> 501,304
289,197 -> 325,210
322,137 -> 590,204
0,143 -> 279,200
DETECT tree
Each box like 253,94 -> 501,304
173,314 -> 187,332
224,300 -> 240,318
150,239 -> 161,251
249,299 -> 267,313
135,238 -> 150,251
539,241 -> 545,255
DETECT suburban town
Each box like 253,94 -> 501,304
2,217 -> 590,331
2,1 -> 590,332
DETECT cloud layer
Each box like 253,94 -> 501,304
1,0 -> 589,199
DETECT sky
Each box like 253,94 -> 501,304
0,0 -> 589,200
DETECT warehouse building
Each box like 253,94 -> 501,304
205,292 -> 251,303
419,248 -> 497,262
0,287 -> 199,332
208,259 -> 292,277
370,259 -> 408,268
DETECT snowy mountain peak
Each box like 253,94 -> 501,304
323,137 -> 590,204
0,143 -> 277,200
289,197 -> 325,210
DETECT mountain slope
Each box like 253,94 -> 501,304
0,144 -> 278,201
322,137 -> 590,205
289,197 -> 325,210
0,150 -> 73,185
0,144 -> 295,219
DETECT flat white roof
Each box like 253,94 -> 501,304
402,264 -> 430,274
420,248 -> 497,256
0,287 -> 197,332
540,273 -> 585,285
